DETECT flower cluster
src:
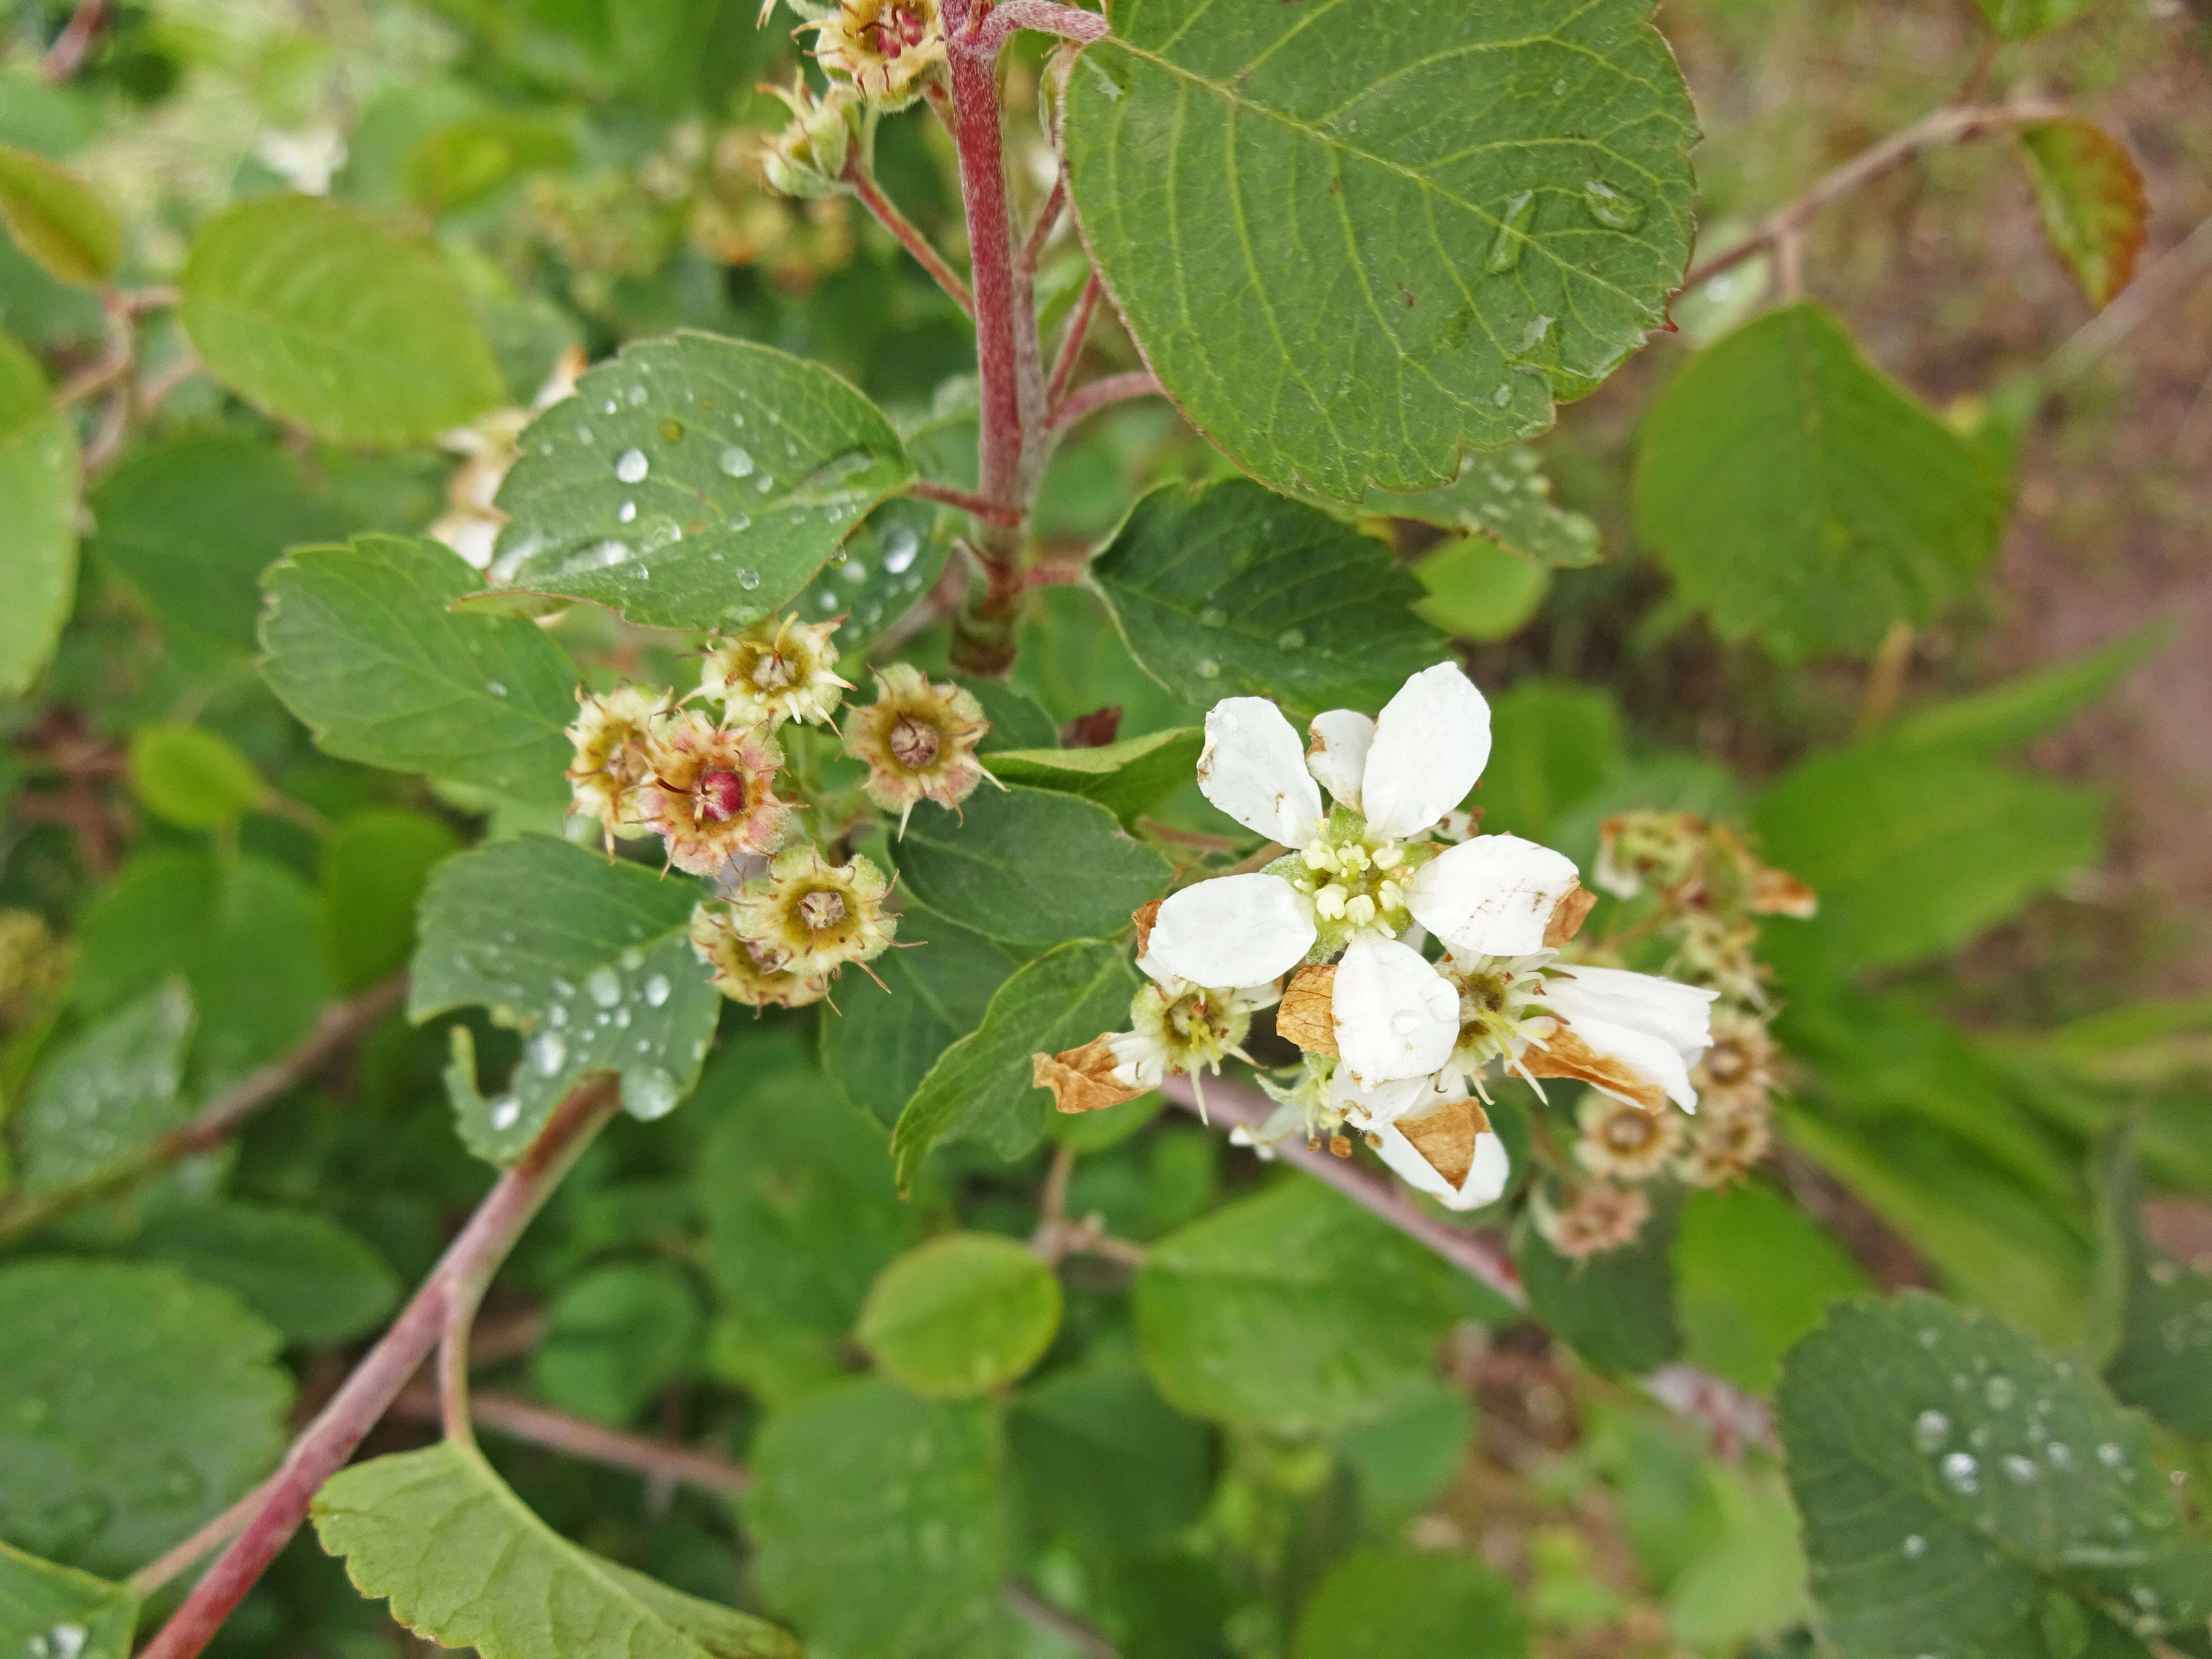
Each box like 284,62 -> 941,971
755,0 -> 948,201
560,612 -> 993,1009
1039,664 -> 1736,1217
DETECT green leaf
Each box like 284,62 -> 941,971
259,534 -> 579,806
1674,1180 -> 1871,1395
0,1260 -> 290,1578
890,940 -> 1139,1188
981,727 -> 1203,827
2098,1140 -> 2212,1439
1778,1292 -> 2212,1659
127,725 -> 265,830
892,784 -> 1170,948
1365,448 -> 1601,567
1633,303 -> 2008,661
1513,1195 -> 1682,1378
1973,0 -> 2100,39
0,145 -> 120,286
1007,1359 -> 1212,1552
1089,480 -> 1446,715
1661,1465 -> 1812,1652
1061,0 -> 1696,501
128,1201 -> 401,1346
91,433 -> 350,652
72,850 -> 333,1093
531,1261 -> 703,1425
312,1439 -> 797,1659
1411,538 -> 1551,642
1890,622 -> 2171,758
1754,740 -> 2105,969
1291,1547 -> 1528,1659
0,332 -> 77,698
402,111 -> 576,216
0,1543 -> 138,1659
1473,680 -> 1625,844
1332,1374 -> 1477,1525
179,195 -> 503,446
793,498 -> 951,655
856,1233 -> 1063,1399
409,835 -> 722,1161
962,677 -> 1061,755
746,1380 -> 1007,1659
13,982 -> 192,1200
2017,119 -> 2147,310
321,808 -> 462,993
820,910 -> 1016,1125
1135,1177 -> 1460,1434
492,332 -> 914,630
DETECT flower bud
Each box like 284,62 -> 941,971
844,663 -> 993,833
727,845 -> 896,979
567,685 -> 674,849
699,612 -> 852,729
638,712 -> 792,876
759,77 -> 857,200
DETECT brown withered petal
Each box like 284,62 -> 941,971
1275,963 -> 1339,1056
1543,884 -> 1598,947
1395,1095 -> 1492,1189
1522,1025 -> 1667,1112
1032,1036 -> 1148,1115
1751,865 -> 1819,919
1131,899 -> 1163,960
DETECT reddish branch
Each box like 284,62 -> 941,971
1047,271 -> 1104,410
1050,370 -> 1162,432
906,478 -> 1025,525
846,161 -> 975,318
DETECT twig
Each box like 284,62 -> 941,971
1030,1143 -> 1149,1268
906,478 -> 1023,526
140,350 -> 204,414
0,976 -> 408,1245
1021,174 -> 1069,275
1047,271 -> 1103,411
846,162 -> 975,318
1002,1582 -> 1125,1659
2046,213 -> 2212,386
1678,99 -> 2069,295
137,1078 -> 621,1659
56,354 -> 132,409
39,0 -> 108,80
126,1476 -> 281,1596
963,0 -> 1111,54
1853,619 -> 1916,738
389,1386 -> 751,1496
1049,370 -> 1161,432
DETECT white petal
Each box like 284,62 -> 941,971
1362,663 -> 1492,838
1195,698 -> 1322,846
1372,1123 -> 1511,1212
1305,709 -> 1374,811
1406,833 -> 1581,957
1543,1010 -> 1700,1110
1544,966 -> 1717,1058
1332,935 -> 1461,1085
1327,1065 -> 1434,1129
1145,874 -> 1316,989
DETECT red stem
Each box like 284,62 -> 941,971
847,162 -> 975,318
137,1078 -> 620,1659
948,47 -> 1026,518
1020,173 -> 1068,274
907,478 -> 1025,526
1049,370 -> 1160,432
1047,270 -> 1102,410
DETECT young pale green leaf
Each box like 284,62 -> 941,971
312,1439 -> 798,1659
321,807 -> 462,993
72,850 -> 333,1093
1134,1178 -> 1460,1434
1291,1547 -> 1528,1659
13,981 -> 191,1200
1633,303 -> 2008,661
409,835 -> 722,1161
1778,1292 -> 2212,1659
981,727 -> 1203,826
0,1261 -> 290,1578
744,1380 -> 1007,1659
0,332 -> 77,698
1513,1196 -> 1682,1378
531,1261 -> 703,1425
1008,1359 -> 1213,1553
1061,0 -> 1696,502
92,433 -> 350,651
1973,0 -> 2099,38
1674,1181 -> 1871,1396
0,145 -> 120,286
128,1202 -> 401,1347
1890,621 -> 2171,759
2017,119 -> 2148,310
179,195 -> 503,445
491,332 -> 914,630
0,1543 -> 139,1659
891,784 -> 1171,948
1089,480 -> 1447,715
1754,740 -> 2105,970
856,1233 -> 1064,1399
890,939 -> 1140,1188
127,725 -> 264,830
1364,448 -> 1601,567
1412,538 -> 1551,642
696,1058 -> 932,1352
259,535 -> 578,806
819,910 -> 1016,1125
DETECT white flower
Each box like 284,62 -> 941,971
1102,958 -> 1279,1092
1366,1072 -> 1512,1212
1523,964 -> 1717,1112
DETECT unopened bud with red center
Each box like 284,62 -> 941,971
843,663 -> 993,834
638,711 -> 791,876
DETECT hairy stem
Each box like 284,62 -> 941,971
1046,270 -> 1102,410
948,45 -> 1025,518
0,976 -> 408,1246
1049,370 -> 1161,433
906,477 -> 1025,525
390,1385 -> 752,1495
136,1078 -> 620,1659
846,160 -> 975,317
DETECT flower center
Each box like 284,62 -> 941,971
888,714 -> 941,770
864,3 -> 929,54
751,649 -> 799,692
1604,1113 -> 1657,1152
1290,832 -> 1409,930
696,769 -> 747,821
797,889 -> 848,933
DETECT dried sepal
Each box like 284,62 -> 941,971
1521,1023 -> 1668,1113
1393,1093 -> 1491,1189
1542,883 -> 1597,947
844,663 -> 993,832
638,711 -> 792,876
1275,963 -> 1339,1057
1033,1036 -> 1150,1115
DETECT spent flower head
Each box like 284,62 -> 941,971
805,0 -> 947,109
1675,1104 -> 1774,1189
638,712 -> 792,876
699,612 -> 852,729
1574,1092 -> 1685,1181
1537,1181 -> 1653,1258
690,902 -> 830,1009
727,844 -> 896,980
567,685 -> 674,848
844,663 -> 994,832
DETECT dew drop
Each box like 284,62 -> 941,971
602,398 -> 618,415
2003,1454 -> 2039,1484
574,423 -> 594,444
2049,1442 -> 2076,1470
485,680 -> 506,697
755,474 -> 776,493
1551,76 -> 1568,95
529,1031 -> 567,1075
2099,1443 -> 2126,1468
719,445 -> 755,478
644,974 -> 672,1007
736,567 -> 763,590
1940,1452 -> 1980,1494
1985,1375 -> 2015,1410
1196,658 -> 1222,680
1913,1410 -> 1951,1452
1582,178 -> 1646,231
586,965 -> 623,1007
626,384 -> 647,406
1389,1010 -> 1420,1036
1199,605 -> 1228,628
882,525 -> 921,573
1274,626 -> 1306,651
615,448 -> 649,483
1903,1534 -> 1927,1558
1491,383 -> 1514,408
1483,190 -> 1537,274
618,501 -> 637,523
488,1096 -> 521,1130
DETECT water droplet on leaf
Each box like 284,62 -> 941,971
615,448 -> 649,483
719,445 -> 755,478
1484,190 -> 1537,274
1581,178 -> 1646,230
